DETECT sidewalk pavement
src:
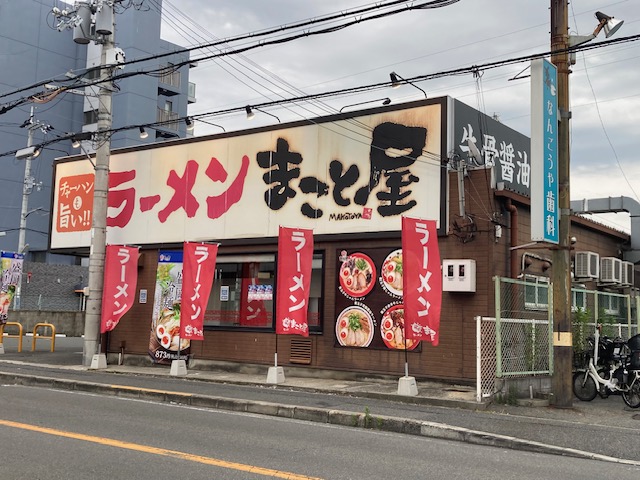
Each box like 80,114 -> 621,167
1,336 -> 640,465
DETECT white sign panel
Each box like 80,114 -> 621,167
220,285 -> 229,302
530,59 -> 559,244
51,104 -> 443,249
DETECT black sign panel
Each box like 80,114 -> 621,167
452,99 -> 531,196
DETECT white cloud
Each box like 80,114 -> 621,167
159,0 -> 639,229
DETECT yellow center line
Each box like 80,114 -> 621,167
0,419 -> 322,480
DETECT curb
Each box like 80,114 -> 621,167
106,367 -> 487,412
2,371 -> 638,466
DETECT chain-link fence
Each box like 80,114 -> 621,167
493,276 -> 553,376
477,316 -> 497,401
476,315 -> 552,401
477,277 -> 640,402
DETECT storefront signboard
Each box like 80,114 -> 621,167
530,58 -> 559,244
452,99 -> 531,196
51,102 -> 444,249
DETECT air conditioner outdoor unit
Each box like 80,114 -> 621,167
574,251 -> 599,279
621,261 -> 634,287
600,257 -> 622,284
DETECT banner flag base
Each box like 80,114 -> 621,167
170,359 -> 188,376
266,366 -> 285,384
397,375 -> 418,396
89,353 -> 107,370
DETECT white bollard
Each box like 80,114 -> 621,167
266,366 -> 285,384
170,359 -> 188,376
397,375 -> 418,396
89,353 -> 107,369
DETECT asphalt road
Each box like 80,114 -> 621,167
2,336 -> 640,464
1,359 -> 640,463
1,385 -> 639,480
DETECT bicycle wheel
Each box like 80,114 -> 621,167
573,371 -> 597,401
622,377 -> 640,408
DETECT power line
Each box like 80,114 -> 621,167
4,4 -> 639,125
568,2 -> 639,204
0,0 -> 459,106
0,32 -> 638,160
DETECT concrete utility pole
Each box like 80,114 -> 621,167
550,0 -> 572,408
81,3 -> 116,366
16,107 -> 47,309
18,107 -> 48,255
18,107 -> 36,255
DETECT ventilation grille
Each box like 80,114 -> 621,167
574,251 -> 599,279
600,257 -> 622,284
621,261 -> 634,287
289,337 -> 312,364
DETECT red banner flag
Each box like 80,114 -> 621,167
101,245 -> 139,333
402,217 -> 442,346
276,226 -> 313,337
181,242 -> 218,340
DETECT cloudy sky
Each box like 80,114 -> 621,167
155,0 -> 639,232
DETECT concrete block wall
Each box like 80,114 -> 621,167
3,262 -> 88,337
5,311 -> 85,337
18,262 -> 88,311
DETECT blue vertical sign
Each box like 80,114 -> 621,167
530,59 -> 559,244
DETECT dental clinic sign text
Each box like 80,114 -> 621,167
51,103 -> 443,249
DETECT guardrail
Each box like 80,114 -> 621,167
0,322 -> 24,352
32,322 -> 56,352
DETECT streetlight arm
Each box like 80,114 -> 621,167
568,33 -> 595,48
591,18 -> 607,38
24,207 -> 47,218
569,12 -> 622,47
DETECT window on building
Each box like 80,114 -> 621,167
524,274 -> 549,310
164,100 -> 173,113
599,292 -> 620,315
83,109 -> 99,125
160,63 -> 180,87
203,253 -> 323,332
307,254 -> 323,331
572,288 -> 587,312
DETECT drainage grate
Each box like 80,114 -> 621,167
289,337 -> 312,364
